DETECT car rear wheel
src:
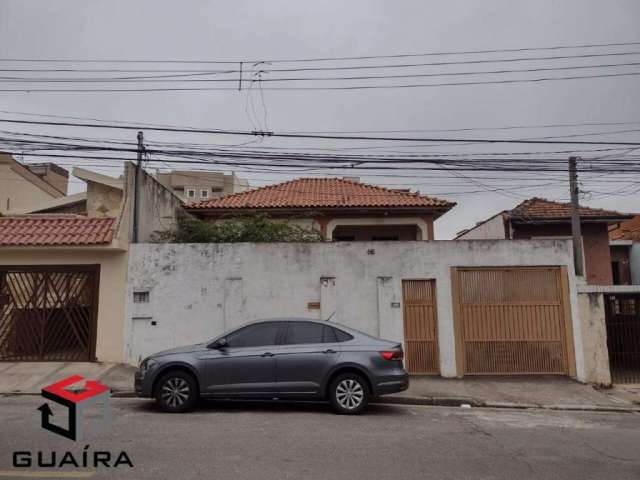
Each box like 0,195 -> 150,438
155,371 -> 198,413
329,373 -> 369,414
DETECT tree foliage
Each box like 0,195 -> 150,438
153,214 -> 322,243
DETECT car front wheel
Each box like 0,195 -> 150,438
155,371 -> 198,413
329,373 -> 369,414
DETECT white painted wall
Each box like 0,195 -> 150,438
124,240 -> 584,381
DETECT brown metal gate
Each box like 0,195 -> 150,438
452,267 -> 575,376
402,279 -> 439,374
605,294 -> 640,384
0,265 -> 99,361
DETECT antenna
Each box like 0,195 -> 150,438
324,310 -> 336,322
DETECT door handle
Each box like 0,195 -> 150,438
323,349 -> 337,354
261,352 -> 275,357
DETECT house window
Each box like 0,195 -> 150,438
200,188 -> 210,199
185,187 -> 196,200
133,291 -> 150,303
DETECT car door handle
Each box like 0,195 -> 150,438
323,349 -> 337,354
261,352 -> 275,357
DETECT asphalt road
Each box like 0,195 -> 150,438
1,396 -> 639,480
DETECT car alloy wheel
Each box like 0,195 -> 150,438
335,378 -> 365,410
161,377 -> 191,408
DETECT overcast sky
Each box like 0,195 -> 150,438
1,0 -> 639,238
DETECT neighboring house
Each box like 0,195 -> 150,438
185,177 -> 456,240
0,161 -> 189,364
609,214 -> 640,285
0,154 -> 68,214
455,197 -> 632,285
0,215 -> 127,363
156,170 -> 249,202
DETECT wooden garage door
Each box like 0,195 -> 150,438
0,265 -> 99,361
402,280 -> 439,374
452,267 -> 575,376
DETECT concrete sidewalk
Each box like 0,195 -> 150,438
0,361 -> 135,394
1,362 -> 639,412
386,376 -> 640,412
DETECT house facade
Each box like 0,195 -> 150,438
456,198 -> 632,285
186,177 -> 456,240
0,216 -> 127,363
0,162 -> 188,364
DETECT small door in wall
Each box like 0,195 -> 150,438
402,280 -> 439,374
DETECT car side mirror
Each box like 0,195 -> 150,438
211,338 -> 228,350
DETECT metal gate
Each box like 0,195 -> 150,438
605,294 -> 640,384
452,267 -> 575,376
0,265 -> 99,361
402,279 -> 439,374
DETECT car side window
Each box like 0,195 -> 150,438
283,322 -> 337,345
225,322 -> 280,348
333,328 -> 354,342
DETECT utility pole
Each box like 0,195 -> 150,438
132,131 -> 144,243
569,156 -> 584,278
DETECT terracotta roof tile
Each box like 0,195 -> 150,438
610,214 -> 640,241
0,216 -> 115,246
509,197 -> 631,222
187,178 -> 455,212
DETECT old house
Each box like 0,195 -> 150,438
456,197 -> 632,285
186,177 -> 456,240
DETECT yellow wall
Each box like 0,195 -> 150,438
0,248 -> 128,363
0,159 -> 59,214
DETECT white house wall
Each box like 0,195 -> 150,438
124,240 -> 583,380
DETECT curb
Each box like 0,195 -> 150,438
5,391 -> 640,414
373,395 -> 640,413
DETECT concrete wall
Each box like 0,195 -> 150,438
576,291 -> 611,385
123,162 -> 187,243
456,213 -> 506,240
124,240 -> 584,381
0,248 -> 128,363
86,182 -> 123,218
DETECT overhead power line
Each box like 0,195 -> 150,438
1,39 -> 639,64
1,117 -> 639,145
2,71 -> 638,92
2,61 -> 639,83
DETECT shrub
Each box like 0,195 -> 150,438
153,214 -> 322,243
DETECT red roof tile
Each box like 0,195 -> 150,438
610,214 -> 640,241
509,198 -> 631,222
0,216 -> 115,246
187,178 -> 455,212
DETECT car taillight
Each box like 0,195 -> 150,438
380,350 -> 403,361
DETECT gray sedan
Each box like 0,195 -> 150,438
135,318 -> 409,414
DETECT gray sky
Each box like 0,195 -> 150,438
1,0 -> 639,238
